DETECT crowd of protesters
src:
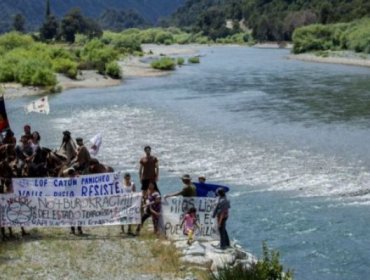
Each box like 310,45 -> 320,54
0,126 -> 231,249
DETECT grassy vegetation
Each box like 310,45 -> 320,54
209,243 -> 293,280
177,57 -> 185,66
188,56 -> 200,64
0,32 -> 125,87
293,18 -> 370,54
104,27 -> 253,46
151,57 -> 176,70
0,226 -> 188,279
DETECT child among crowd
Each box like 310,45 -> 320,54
181,207 -> 200,245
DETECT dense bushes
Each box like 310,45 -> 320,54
151,57 -> 176,70
52,58 -> 78,79
188,56 -> 200,64
0,32 -> 123,86
293,18 -> 370,54
210,243 -> 293,280
105,61 -> 122,79
177,57 -> 184,65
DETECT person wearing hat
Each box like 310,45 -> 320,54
139,146 -> 159,191
164,174 -> 197,198
198,176 -> 206,184
58,130 -> 77,164
212,188 -> 231,249
72,138 -> 91,174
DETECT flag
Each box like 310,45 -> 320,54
194,182 -> 230,197
0,96 -> 10,133
89,133 -> 102,156
24,96 -> 50,114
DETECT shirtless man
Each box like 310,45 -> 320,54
139,146 -> 159,192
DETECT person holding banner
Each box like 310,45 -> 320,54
164,174 -> 197,198
212,188 -> 231,250
136,181 -> 162,236
121,173 -> 136,235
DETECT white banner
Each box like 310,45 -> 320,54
0,193 -> 142,227
12,173 -> 124,197
162,197 -> 218,240
24,96 -> 50,114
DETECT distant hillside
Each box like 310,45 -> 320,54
168,0 -> 370,41
0,0 -> 184,33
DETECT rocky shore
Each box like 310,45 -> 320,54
173,238 -> 256,274
288,52 -> 370,68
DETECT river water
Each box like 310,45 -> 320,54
6,46 -> 370,279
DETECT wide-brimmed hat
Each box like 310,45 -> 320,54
181,174 -> 191,181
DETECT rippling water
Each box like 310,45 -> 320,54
6,46 -> 370,279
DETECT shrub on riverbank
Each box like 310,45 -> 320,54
293,18 -> 370,54
81,39 -> 119,74
188,56 -> 200,64
210,243 -> 293,280
177,57 -> 185,65
151,57 -> 176,70
0,32 -> 121,86
52,58 -> 78,79
105,61 -> 122,79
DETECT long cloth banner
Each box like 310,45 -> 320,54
12,172 -> 123,197
0,193 -> 142,227
161,197 -> 218,240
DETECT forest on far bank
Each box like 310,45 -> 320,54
167,0 -> 370,42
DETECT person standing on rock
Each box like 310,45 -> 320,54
212,188 -> 230,250
58,131 -> 77,164
139,146 -> 159,192
72,138 -> 91,174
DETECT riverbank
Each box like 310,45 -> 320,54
288,51 -> 370,68
1,44 -> 203,100
0,226 -> 255,280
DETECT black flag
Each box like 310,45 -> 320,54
0,96 -> 10,133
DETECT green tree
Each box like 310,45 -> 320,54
45,0 -> 51,17
61,8 -> 102,43
13,14 -> 25,33
40,15 -> 59,41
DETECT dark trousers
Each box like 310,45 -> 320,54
219,218 -> 230,248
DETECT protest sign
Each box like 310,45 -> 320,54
0,193 -> 142,227
161,197 -> 218,240
12,173 -> 123,197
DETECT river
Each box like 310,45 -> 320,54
6,46 -> 370,279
